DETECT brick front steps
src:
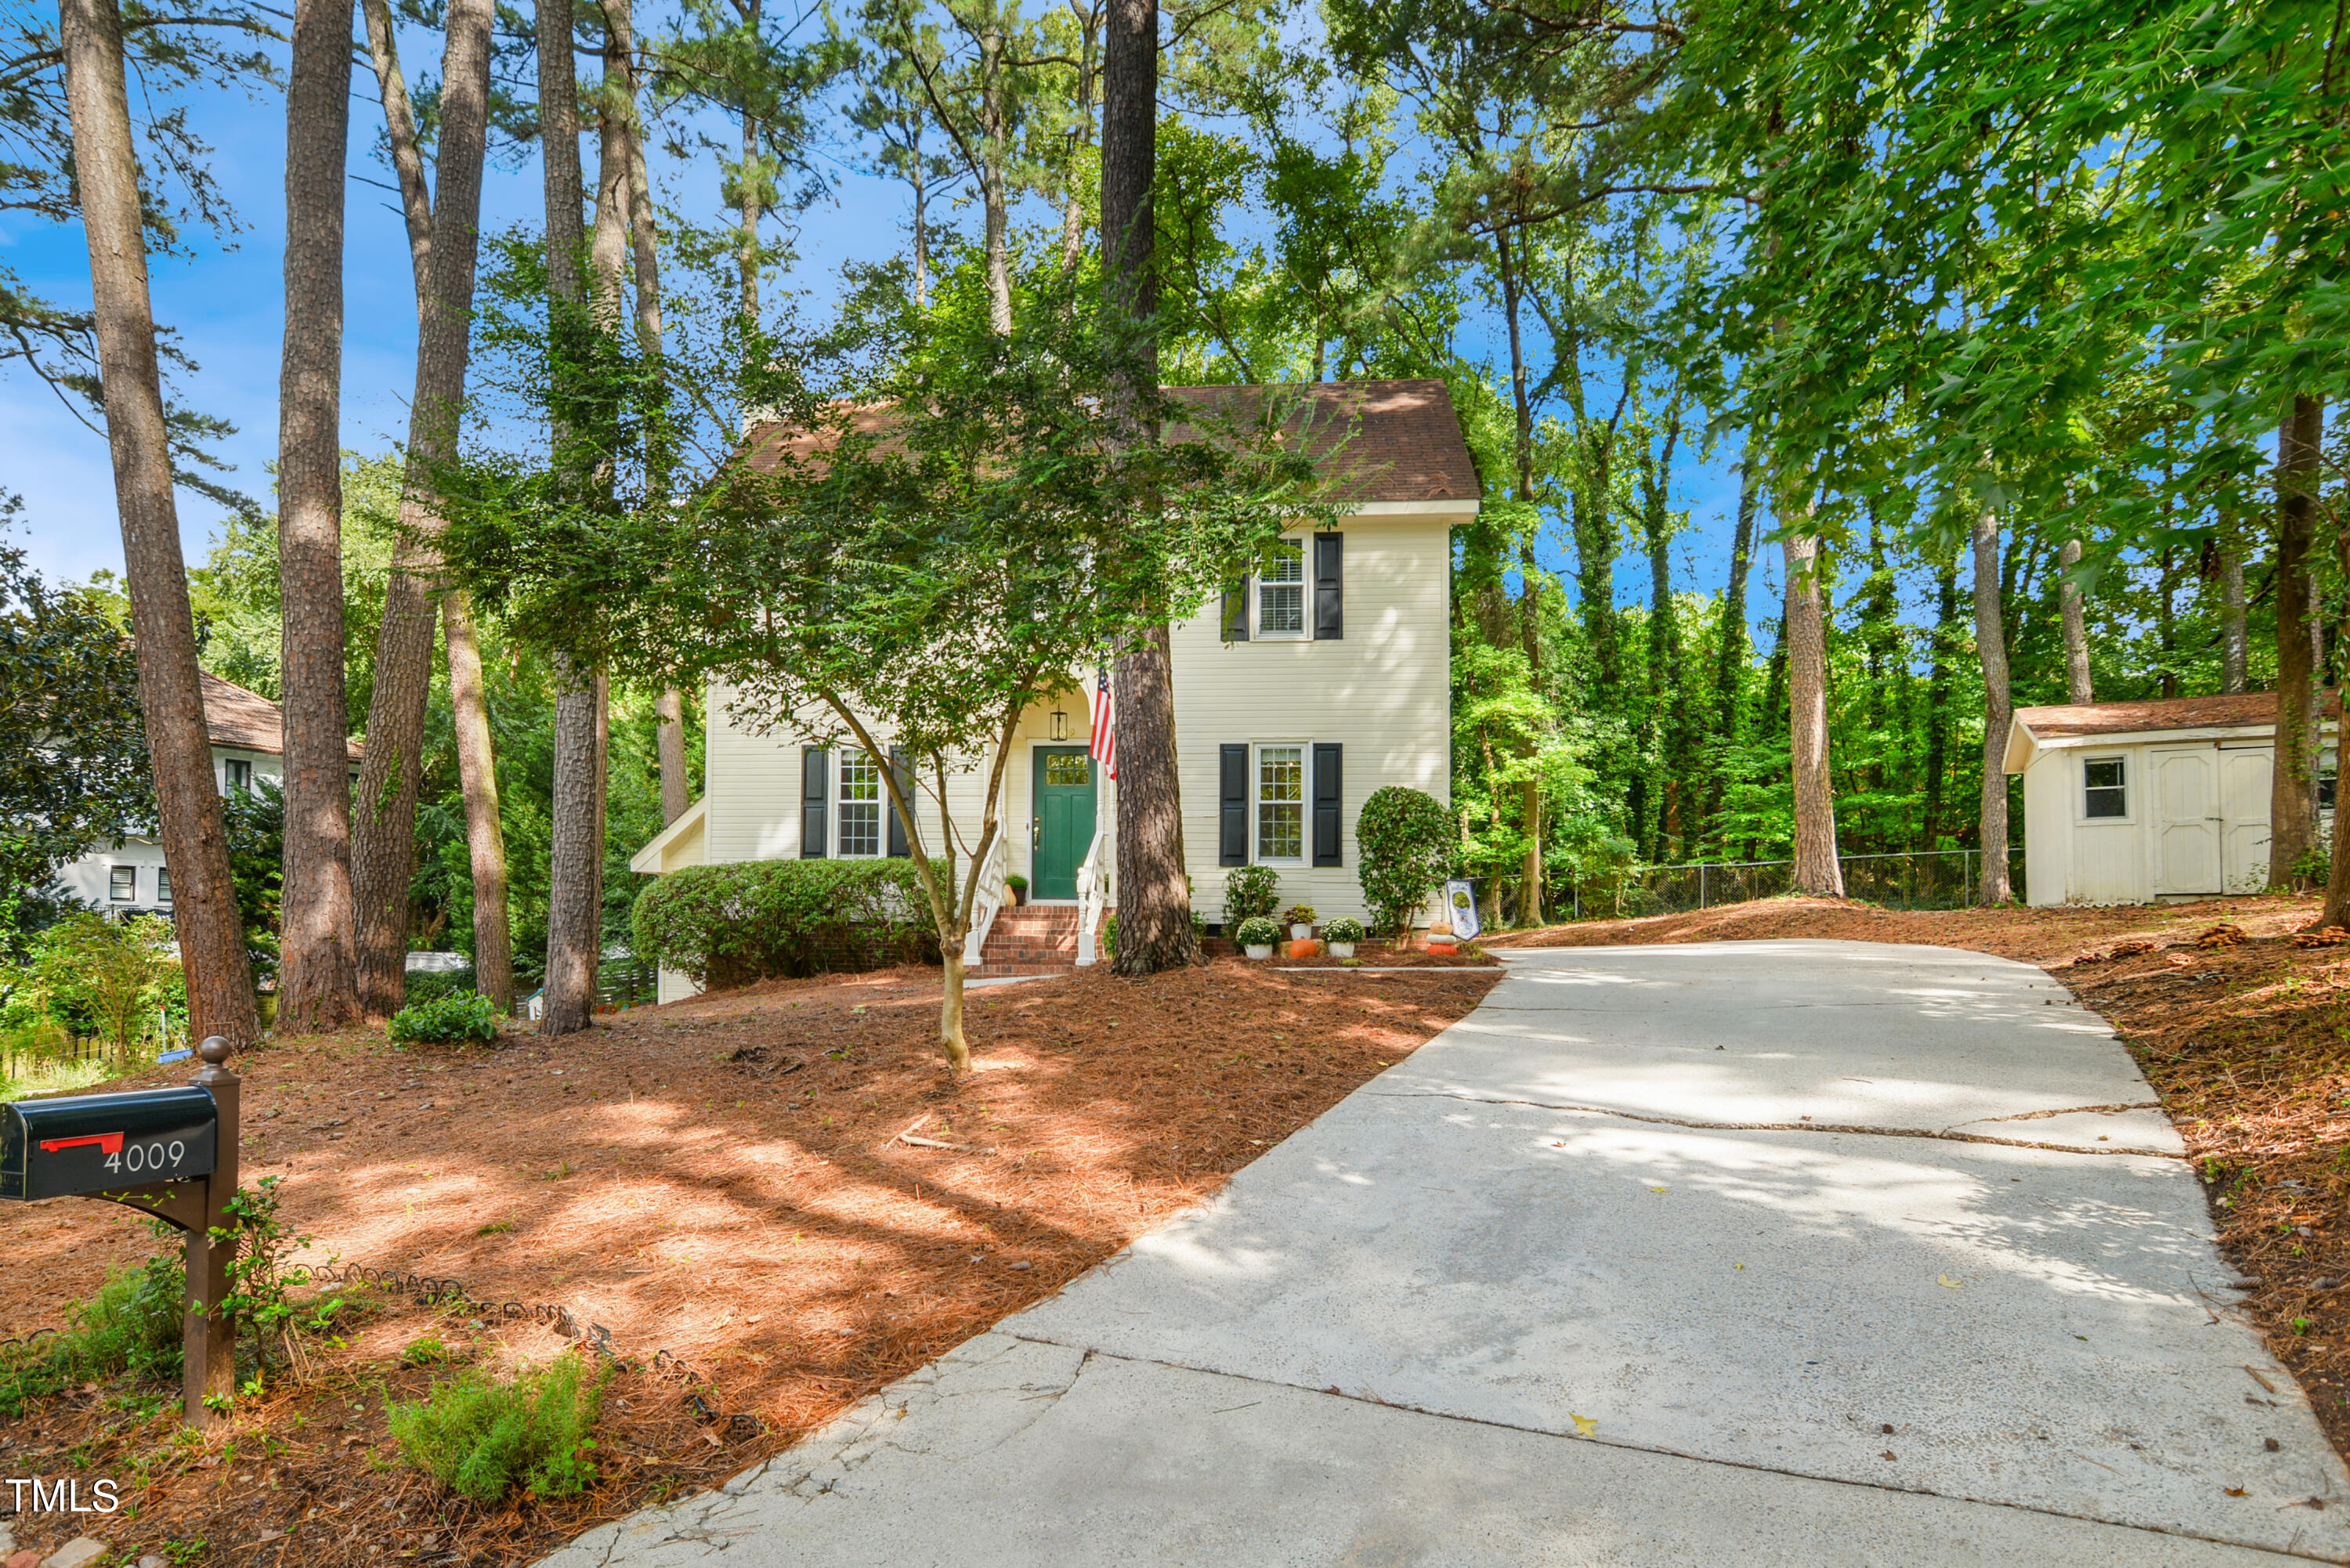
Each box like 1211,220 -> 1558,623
975,904 -> 1106,977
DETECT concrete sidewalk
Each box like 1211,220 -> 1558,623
544,941 -> 2350,1566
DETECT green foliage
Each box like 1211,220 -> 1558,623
387,1352 -> 607,1502
32,912 -> 181,1065
388,993 -> 500,1045
631,859 -> 935,989
215,1176 -> 325,1387
1355,787 -> 1454,938
1324,916 -> 1365,943
403,966 -> 479,1006
1233,916 -> 1281,947
0,1245 -> 184,1418
1221,865 -> 1280,923
0,528 -> 151,958
1281,904 -> 1317,926
221,779 -> 284,978
1101,912 -> 1115,957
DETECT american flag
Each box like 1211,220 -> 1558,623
1089,664 -> 1116,779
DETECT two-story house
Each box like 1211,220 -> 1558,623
54,671 -> 360,917
629,379 -> 1480,996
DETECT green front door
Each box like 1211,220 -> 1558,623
1032,747 -> 1097,901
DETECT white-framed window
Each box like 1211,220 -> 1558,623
109,865 -> 136,901
223,758 -> 252,795
156,867 -> 172,903
2082,756 -> 2128,820
1257,743 -> 1306,862
838,750 -> 882,856
1256,537 -> 1307,638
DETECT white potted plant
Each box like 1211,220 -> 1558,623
1284,904 -> 1318,942
1235,916 -> 1281,960
1324,916 -> 1364,959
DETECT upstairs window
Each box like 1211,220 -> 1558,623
1258,745 -> 1304,861
157,867 -> 172,903
2323,762 -> 2338,813
838,750 -> 882,856
224,758 -> 252,795
2083,757 -> 2128,819
110,865 -> 136,901
1257,540 -> 1305,638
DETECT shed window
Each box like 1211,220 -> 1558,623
2083,757 -> 2128,819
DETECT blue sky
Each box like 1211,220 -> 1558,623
2,16 -> 1765,620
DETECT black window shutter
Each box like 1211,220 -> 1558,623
801,747 -> 829,858
1313,743 -> 1343,865
1314,533 -> 1343,639
1219,744 -> 1249,865
887,746 -> 913,858
1221,577 -> 1250,641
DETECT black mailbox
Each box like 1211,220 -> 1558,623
1,1086 -> 219,1201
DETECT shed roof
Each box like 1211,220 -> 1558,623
201,670 -> 363,761
2012,692 -> 2290,740
746,378 -> 1480,507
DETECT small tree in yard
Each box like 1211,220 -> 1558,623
1357,786 -> 1453,941
446,262 -> 1321,1071
35,912 -> 179,1066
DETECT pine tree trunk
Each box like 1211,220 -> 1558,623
349,0 -> 494,1018
1706,446 -> 1758,830
1102,0 -> 1191,974
1972,508 -> 2013,905
656,688 -> 689,822
58,0 -> 258,1046
443,592 -> 512,1010
274,0 -> 360,1033
2057,537 -> 2092,705
1921,555 -> 1958,849
1782,515 -> 1843,897
363,0 -> 510,1019
2221,541 -> 2248,694
2323,534 -> 2350,927
624,85 -> 689,832
2272,393 -> 2324,889
980,16 -> 1012,334
737,0 -> 761,316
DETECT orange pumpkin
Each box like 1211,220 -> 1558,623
1289,938 -> 1321,959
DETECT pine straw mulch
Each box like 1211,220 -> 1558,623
1491,892 -> 2350,1458
0,958 -> 1499,1568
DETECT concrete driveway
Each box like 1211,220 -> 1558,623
544,941 -> 2350,1566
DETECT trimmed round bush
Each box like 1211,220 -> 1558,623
1222,865 -> 1282,923
1356,786 -> 1454,937
632,859 -> 935,990
1233,916 -> 1282,948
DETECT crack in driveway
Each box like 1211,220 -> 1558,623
1364,1086 -> 2182,1158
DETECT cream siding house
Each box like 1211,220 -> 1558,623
2003,692 -> 2336,906
631,380 -> 1479,1002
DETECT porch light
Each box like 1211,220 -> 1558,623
1050,707 -> 1068,740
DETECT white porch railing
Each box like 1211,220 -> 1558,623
1075,826 -> 1108,966
961,824 -> 1010,966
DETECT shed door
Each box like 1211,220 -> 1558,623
2149,746 -> 2221,896
2219,746 -> 2273,893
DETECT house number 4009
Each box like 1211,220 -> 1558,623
106,1140 -> 189,1176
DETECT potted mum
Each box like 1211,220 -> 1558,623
1325,916 -> 1364,959
1283,904 -> 1318,942
1235,916 -> 1282,960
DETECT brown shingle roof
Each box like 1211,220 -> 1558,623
1163,379 -> 1480,503
201,670 -> 363,761
2015,691 -> 2338,740
743,378 -> 1480,506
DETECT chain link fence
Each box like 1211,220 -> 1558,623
1574,847 -> 2026,920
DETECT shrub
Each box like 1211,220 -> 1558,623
1282,904 -> 1317,926
1233,916 -> 1281,948
403,966 -> 478,1006
1357,786 -> 1453,937
1324,916 -> 1365,943
33,911 -> 179,1067
0,1246 -> 184,1418
388,1352 -> 606,1502
389,993 -> 499,1045
1222,865 -> 1280,923
631,859 -> 935,989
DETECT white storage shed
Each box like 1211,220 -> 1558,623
2003,692 -> 2336,907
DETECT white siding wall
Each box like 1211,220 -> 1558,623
53,746 -> 284,912
685,508 -> 1458,930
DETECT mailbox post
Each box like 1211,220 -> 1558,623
0,1036 -> 239,1427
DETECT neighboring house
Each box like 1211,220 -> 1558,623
54,671 -> 362,917
2003,692 -> 2337,907
632,378 -> 1480,999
